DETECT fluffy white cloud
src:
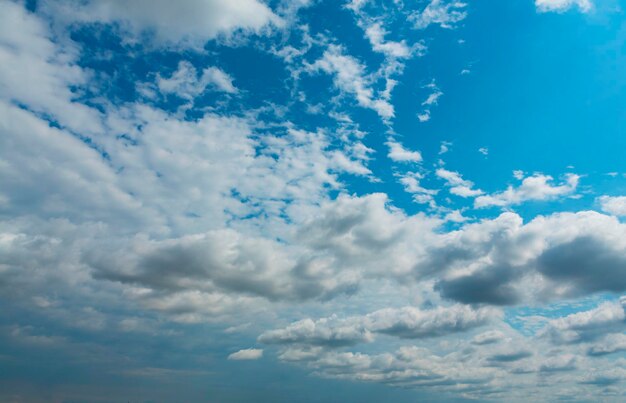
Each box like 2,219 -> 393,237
475,173 -> 579,208
436,168 -> 484,197
258,316 -> 372,347
398,172 -> 438,206
386,139 -> 422,162
535,0 -> 593,13
259,305 -> 498,347
41,0 -> 283,47
0,1 -> 102,134
598,195 -> 626,217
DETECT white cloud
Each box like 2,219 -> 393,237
364,22 -> 412,59
436,168 -> 484,197
42,0 -> 283,47
422,89 -> 443,106
258,316 -> 372,347
417,82 -> 443,122
4,2 -> 626,400
0,1 -> 102,134
410,0 -> 468,30
598,196 -> 626,217
475,173 -> 579,208
535,0 -> 593,13
398,172 -> 438,206
386,139 -> 422,162
156,61 -> 237,99
228,348 -> 264,360
308,45 -> 394,119
439,141 -> 452,155
259,305 -> 498,346
417,111 -> 431,122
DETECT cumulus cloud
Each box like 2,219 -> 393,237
436,168 -> 484,197
598,195 -> 626,217
89,228 -> 362,303
42,0 -> 282,47
398,172 -> 438,206
228,348 -> 263,360
541,300 -> 626,344
475,173 -> 579,208
365,305 -> 499,338
386,139 -> 422,162
258,316 -> 372,347
3,2 -> 626,400
425,211 -> 626,304
259,305 -> 498,347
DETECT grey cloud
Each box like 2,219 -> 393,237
537,236 -> 626,296
429,212 -> 626,306
472,330 -> 505,345
587,333 -> 626,356
539,354 -> 578,373
488,350 -> 533,363
435,264 -> 523,305
580,368 -> 626,386
89,230 -> 360,303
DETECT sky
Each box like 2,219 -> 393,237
2,0 -> 626,401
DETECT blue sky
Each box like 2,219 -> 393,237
2,0 -> 626,401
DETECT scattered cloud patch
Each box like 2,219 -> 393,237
228,348 -> 264,360
156,61 -> 237,100
308,45 -> 394,119
436,168 -> 484,197
410,0 -> 468,30
535,0 -> 592,13
387,139 -> 422,163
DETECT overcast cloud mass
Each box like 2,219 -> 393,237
2,0 -> 626,401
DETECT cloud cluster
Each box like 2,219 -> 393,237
307,44 -> 395,119
2,1 -> 626,401
259,305 -> 498,347
475,173 -> 579,208
41,0 -> 282,47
